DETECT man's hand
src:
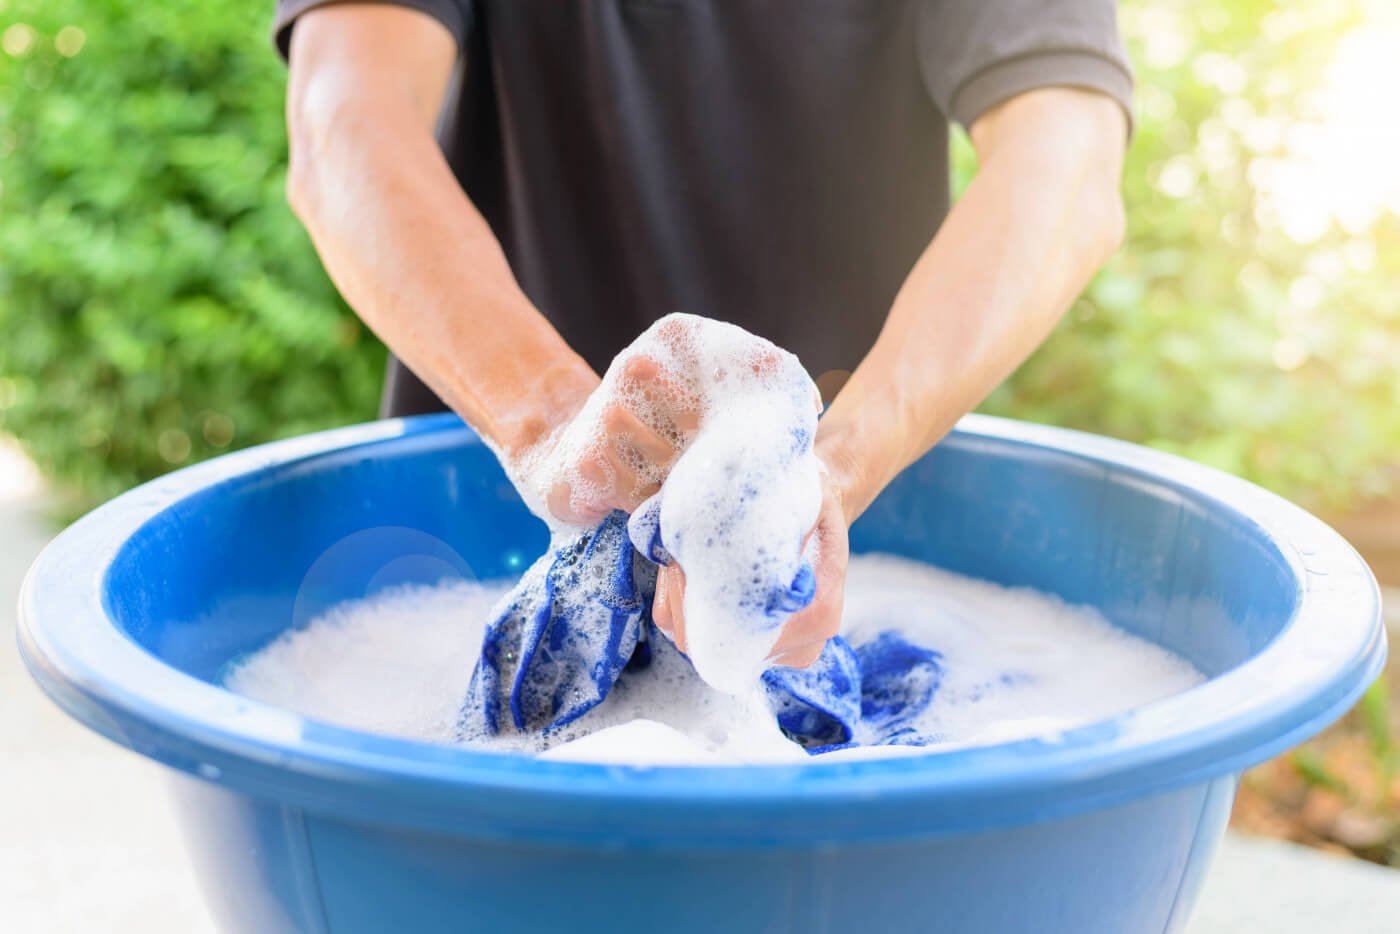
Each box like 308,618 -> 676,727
537,314 -> 837,671
527,344 -> 701,527
652,470 -> 849,669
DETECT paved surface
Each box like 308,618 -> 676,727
0,444 -> 213,934
2,440 -> 1397,933
1191,833 -> 1400,933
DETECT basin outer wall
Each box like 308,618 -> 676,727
18,414 -> 1385,933
168,768 -> 1238,934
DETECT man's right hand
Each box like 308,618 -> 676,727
518,322 -> 703,528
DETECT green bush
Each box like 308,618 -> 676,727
1,0 -> 1397,511
0,0 -> 383,508
978,0 -> 1400,509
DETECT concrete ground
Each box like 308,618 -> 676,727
2,439 -> 1398,933
0,443 -> 212,934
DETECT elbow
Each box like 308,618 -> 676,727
1079,171 -> 1126,270
1081,123 -> 1128,266
285,153 -> 314,227
284,95 -> 321,227
283,78 -> 429,231
285,145 -> 311,224
1095,183 -> 1127,263
283,71 -> 354,229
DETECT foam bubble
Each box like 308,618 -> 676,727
227,554 -> 1205,765
224,579 -> 510,743
537,720 -> 723,766
509,313 -> 823,694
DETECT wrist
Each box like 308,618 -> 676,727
497,356 -> 598,465
814,369 -> 922,525
815,421 -> 881,526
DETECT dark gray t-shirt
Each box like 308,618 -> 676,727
275,0 -> 1131,416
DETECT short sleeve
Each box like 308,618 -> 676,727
272,0 -> 473,62
917,0 -> 1133,133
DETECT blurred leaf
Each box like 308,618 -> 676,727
0,0 -> 1397,512
1291,747 -> 1352,797
0,0 -> 383,506
980,0 -> 1400,511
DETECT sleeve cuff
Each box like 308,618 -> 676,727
272,0 -> 469,63
949,50 -> 1134,136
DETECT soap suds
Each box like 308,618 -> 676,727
506,314 -> 824,695
226,554 -> 1204,765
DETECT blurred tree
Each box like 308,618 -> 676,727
0,0 -> 383,507
1,0 -> 1396,510
978,0 -> 1400,509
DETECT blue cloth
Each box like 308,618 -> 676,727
459,511 -> 654,737
457,506 -> 945,752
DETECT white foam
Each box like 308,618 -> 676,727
510,314 -> 822,695
224,579 -> 509,744
537,720 -> 723,766
226,554 -> 1205,765
840,555 -> 1204,748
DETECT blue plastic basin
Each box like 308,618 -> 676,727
18,414 -> 1385,933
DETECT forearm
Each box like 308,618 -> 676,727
817,89 -> 1127,521
286,29 -> 596,460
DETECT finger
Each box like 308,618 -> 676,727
559,407 -> 671,518
620,355 -> 702,442
546,462 -> 613,526
769,638 -> 827,670
768,491 -> 848,668
767,579 -> 842,664
652,563 -> 674,636
602,404 -> 678,481
746,348 -> 783,379
652,562 -> 689,653
597,444 -> 653,510
615,410 -> 677,465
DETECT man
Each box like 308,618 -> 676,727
274,1 -> 1129,668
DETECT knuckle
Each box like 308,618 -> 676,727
602,404 -> 632,435
655,315 -> 688,341
578,456 -> 609,487
621,354 -> 657,382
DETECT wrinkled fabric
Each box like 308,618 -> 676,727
854,632 -> 945,745
457,505 -> 945,753
459,511 -> 653,737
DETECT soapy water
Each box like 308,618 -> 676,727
226,553 -> 1205,765
506,314 -> 824,695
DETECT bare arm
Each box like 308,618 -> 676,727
817,88 -> 1128,522
285,5 -> 597,460
761,88 -> 1127,667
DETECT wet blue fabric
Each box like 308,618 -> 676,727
855,632 -> 946,745
756,633 -> 944,751
458,507 -> 944,751
759,638 -> 862,748
626,487 -> 818,623
458,511 -> 655,737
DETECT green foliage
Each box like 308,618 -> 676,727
977,0 -> 1400,509
0,0 -> 382,507
1290,746 -> 1353,797
1,0 -> 1397,510
1360,678 -> 1399,786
